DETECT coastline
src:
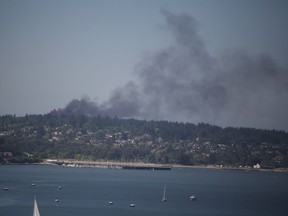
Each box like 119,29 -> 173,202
44,159 -> 172,170
1,158 -> 287,173
172,164 -> 288,173
39,159 -> 288,173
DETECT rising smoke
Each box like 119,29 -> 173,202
61,11 -> 288,131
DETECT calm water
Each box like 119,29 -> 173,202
1,165 -> 288,216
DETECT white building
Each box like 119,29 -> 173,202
253,163 -> 261,169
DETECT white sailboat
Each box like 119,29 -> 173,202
108,192 -> 114,205
162,184 -> 167,202
130,194 -> 136,207
33,197 -> 40,216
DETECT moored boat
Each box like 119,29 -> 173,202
130,203 -> 136,207
190,195 -> 197,201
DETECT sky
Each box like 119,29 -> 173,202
1,0 -> 288,131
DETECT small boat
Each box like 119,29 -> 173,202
3,187 -> 8,191
31,183 -> 36,186
190,195 -> 197,201
33,197 -> 40,216
108,201 -> 114,205
162,184 -> 167,202
130,194 -> 136,207
58,185 -> 62,189
130,203 -> 136,208
55,198 -> 59,203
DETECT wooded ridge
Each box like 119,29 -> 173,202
0,112 -> 287,167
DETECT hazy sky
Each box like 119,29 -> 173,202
1,0 -> 288,131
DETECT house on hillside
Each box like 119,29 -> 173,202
23,152 -> 34,157
3,152 -> 13,157
253,163 -> 261,169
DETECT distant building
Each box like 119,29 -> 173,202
3,152 -> 13,157
46,159 -> 58,163
23,152 -> 34,157
253,163 -> 261,169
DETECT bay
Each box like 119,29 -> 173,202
1,165 -> 288,216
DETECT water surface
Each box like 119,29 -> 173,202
1,165 -> 288,216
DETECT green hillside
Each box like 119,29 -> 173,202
1,112 -> 287,167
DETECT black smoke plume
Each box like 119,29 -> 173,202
60,11 -> 288,131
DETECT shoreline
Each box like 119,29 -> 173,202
2,159 -> 287,173
45,159 -> 172,170
172,164 -> 288,173
43,159 -> 288,173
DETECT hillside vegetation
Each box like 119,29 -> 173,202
0,112 -> 287,167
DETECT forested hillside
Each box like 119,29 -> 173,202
0,112 -> 287,167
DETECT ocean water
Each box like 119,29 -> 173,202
1,165 -> 288,216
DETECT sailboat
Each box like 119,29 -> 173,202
33,197 -> 40,216
108,192 -> 114,205
130,194 -> 136,207
162,184 -> 167,202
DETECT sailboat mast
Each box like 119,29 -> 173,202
33,196 -> 40,216
162,184 -> 167,202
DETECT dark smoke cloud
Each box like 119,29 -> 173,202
61,11 -> 288,131
63,97 -> 100,117
101,82 -> 141,117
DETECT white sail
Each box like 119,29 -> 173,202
33,197 -> 40,216
162,184 -> 167,202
